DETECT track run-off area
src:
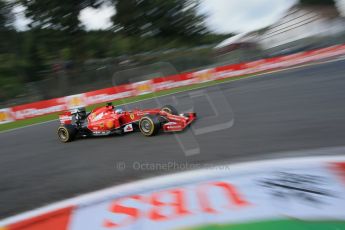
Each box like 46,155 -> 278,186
1,58 -> 345,218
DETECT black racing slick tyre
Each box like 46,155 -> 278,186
57,125 -> 77,143
139,115 -> 161,136
161,105 -> 178,115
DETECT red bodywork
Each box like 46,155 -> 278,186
59,105 -> 196,134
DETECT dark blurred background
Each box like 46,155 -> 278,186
0,0 -> 344,107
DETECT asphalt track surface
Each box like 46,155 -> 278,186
1,59 -> 345,218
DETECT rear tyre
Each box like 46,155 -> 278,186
139,115 -> 161,136
57,125 -> 77,143
161,105 -> 178,115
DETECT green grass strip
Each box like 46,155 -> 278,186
0,74 -> 253,132
185,219 -> 345,230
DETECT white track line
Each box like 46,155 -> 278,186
1,56 -> 343,135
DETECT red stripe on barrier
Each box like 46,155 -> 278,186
6,206 -> 74,230
11,98 -> 66,120
330,162 -> 345,186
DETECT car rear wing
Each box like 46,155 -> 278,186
59,111 -> 72,125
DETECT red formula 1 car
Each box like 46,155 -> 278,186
57,103 -> 196,143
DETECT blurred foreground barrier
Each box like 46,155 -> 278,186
1,44 -> 345,124
1,155 -> 345,229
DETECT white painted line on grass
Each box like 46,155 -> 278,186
1,56 -> 343,134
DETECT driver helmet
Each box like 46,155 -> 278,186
71,107 -> 86,115
115,108 -> 123,114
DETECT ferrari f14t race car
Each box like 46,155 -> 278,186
57,103 -> 196,143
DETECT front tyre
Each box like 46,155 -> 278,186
139,115 -> 161,136
57,125 -> 77,143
